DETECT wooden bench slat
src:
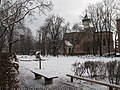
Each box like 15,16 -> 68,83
30,68 -> 58,79
30,68 -> 58,85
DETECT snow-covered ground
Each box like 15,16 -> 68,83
18,55 -> 120,90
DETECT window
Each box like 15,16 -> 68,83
103,39 -> 106,46
69,48 -> 71,53
77,47 -> 79,52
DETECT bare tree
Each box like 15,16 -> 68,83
15,27 -> 34,55
86,0 -> 116,56
62,22 -> 71,55
87,2 -> 106,56
39,14 -> 65,56
103,0 -> 116,56
39,25 -> 49,55
0,0 -> 52,53
72,23 -> 82,32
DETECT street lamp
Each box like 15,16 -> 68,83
38,32 -> 41,50
39,52 -> 41,69
37,31 -> 41,69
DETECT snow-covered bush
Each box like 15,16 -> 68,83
72,61 -> 100,78
96,61 -> 107,80
72,62 -> 85,76
72,60 -> 120,85
0,53 -> 19,90
84,61 -> 98,78
106,60 -> 120,85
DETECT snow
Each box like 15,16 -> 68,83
35,51 -> 41,55
18,55 -> 120,90
30,68 -> 58,78
65,40 -> 73,46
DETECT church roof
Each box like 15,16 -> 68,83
84,14 -> 88,19
82,14 -> 90,22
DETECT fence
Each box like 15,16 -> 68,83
66,74 -> 120,90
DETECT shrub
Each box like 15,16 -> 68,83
0,53 -> 19,90
72,60 -> 120,85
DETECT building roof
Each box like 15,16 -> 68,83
95,31 -> 113,34
82,14 -> 90,22
65,40 -> 73,47
84,14 -> 88,19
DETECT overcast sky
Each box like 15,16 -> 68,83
27,0 -> 102,36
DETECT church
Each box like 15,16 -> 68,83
63,14 -> 114,55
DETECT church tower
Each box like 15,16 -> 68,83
82,14 -> 91,29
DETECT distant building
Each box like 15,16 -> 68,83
63,40 -> 73,55
63,14 -> 114,55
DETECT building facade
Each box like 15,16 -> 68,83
63,14 -> 114,55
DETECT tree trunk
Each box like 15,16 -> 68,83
8,25 -> 14,53
92,35 -> 96,56
99,32 -> 102,56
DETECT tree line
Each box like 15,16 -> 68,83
0,0 -> 52,54
0,0 -> 52,89
0,0 -> 120,56
37,0 -> 120,56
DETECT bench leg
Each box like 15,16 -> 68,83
44,78 -> 53,85
71,77 -> 73,82
109,87 -> 113,90
34,73 -> 42,79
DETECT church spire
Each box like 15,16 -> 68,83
82,14 -> 91,28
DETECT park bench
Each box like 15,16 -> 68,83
30,68 -> 58,85
66,74 -> 120,90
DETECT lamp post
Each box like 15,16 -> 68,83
39,53 -> 41,69
39,33 -> 41,50
38,31 -> 41,69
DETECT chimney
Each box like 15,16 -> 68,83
116,19 -> 120,53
